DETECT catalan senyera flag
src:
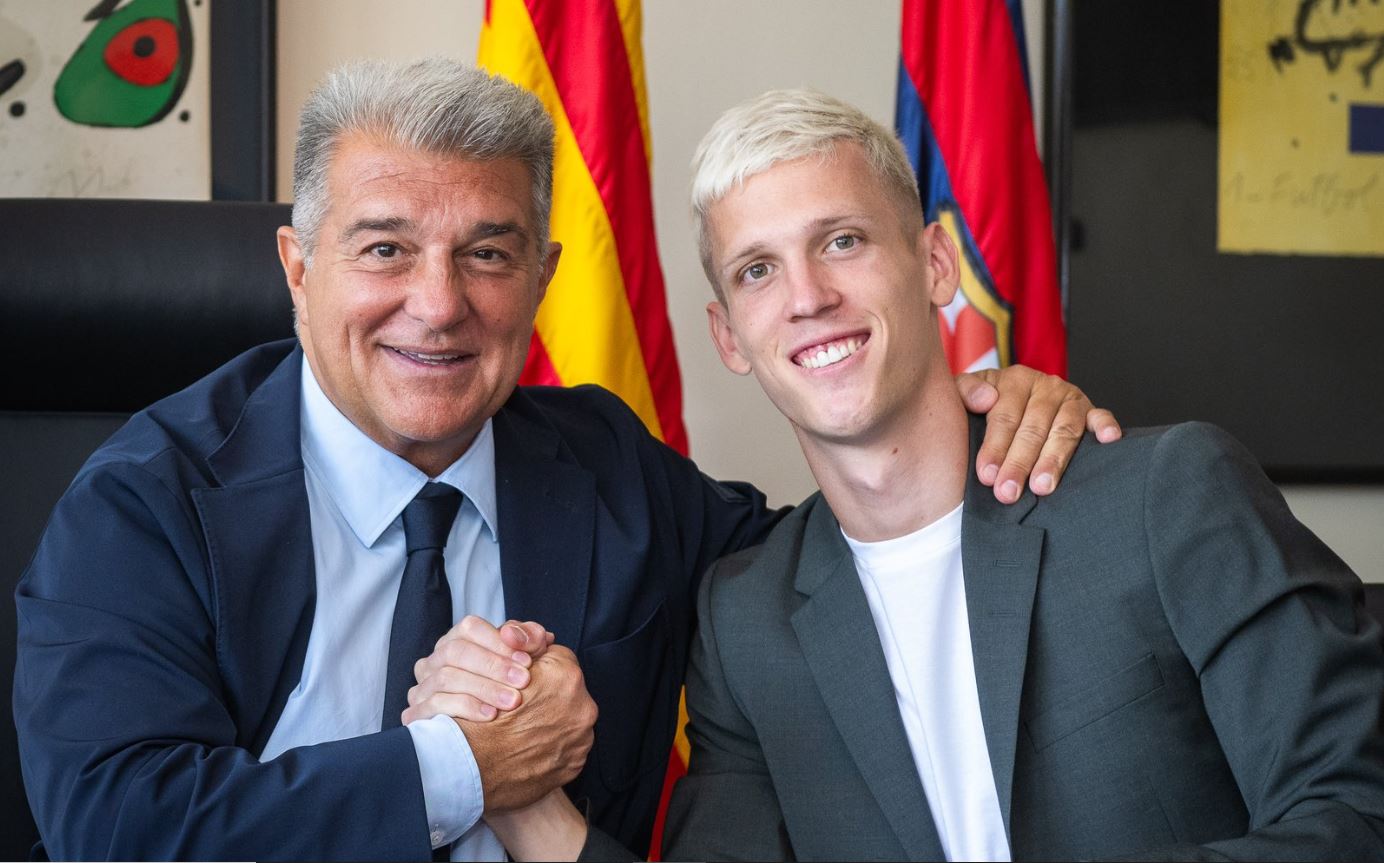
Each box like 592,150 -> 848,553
477,1 -> 689,857
895,0 -> 1067,376
478,0 -> 688,456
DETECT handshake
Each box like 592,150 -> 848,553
401,616 -> 597,858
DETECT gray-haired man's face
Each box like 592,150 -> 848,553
278,133 -> 561,474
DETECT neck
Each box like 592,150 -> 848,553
798,367 -> 968,543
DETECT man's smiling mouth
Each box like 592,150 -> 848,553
794,335 -> 867,369
389,346 -> 468,366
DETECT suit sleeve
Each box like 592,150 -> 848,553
581,385 -> 785,586
660,556 -> 796,862
1132,422 -> 1384,861
13,461 -> 434,861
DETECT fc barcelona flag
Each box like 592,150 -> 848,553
895,0 -> 1067,376
478,0 -> 688,455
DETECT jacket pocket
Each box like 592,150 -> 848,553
579,602 -> 673,791
1026,653 -> 1165,750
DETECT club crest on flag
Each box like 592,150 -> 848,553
895,0 -> 1067,377
936,203 -> 1013,374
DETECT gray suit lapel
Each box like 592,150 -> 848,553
791,498 -> 946,861
960,416 -> 1043,836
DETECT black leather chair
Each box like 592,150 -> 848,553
0,198 -> 294,860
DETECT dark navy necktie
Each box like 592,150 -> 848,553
381,482 -> 463,730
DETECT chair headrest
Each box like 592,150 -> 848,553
0,198 -> 297,411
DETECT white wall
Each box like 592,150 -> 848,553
275,1 -> 1384,582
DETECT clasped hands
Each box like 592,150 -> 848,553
404,614 -> 592,859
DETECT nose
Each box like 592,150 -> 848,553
784,258 -> 842,320
404,251 -> 469,332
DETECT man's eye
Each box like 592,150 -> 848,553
744,262 -> 769,281
369,243 -> 399,258
831,235 -> 857,251
473,248 -> 502,261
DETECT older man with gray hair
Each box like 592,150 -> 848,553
15,59 -> 1115,861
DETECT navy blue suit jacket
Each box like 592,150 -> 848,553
14,340 -> 780,860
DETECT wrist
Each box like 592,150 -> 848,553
486,790 -> 587,862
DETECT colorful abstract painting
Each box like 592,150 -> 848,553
0,0 -> 210,198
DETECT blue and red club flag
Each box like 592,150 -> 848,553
895,0 -> 1067,376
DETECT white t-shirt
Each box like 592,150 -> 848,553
844,503 -> 1011,862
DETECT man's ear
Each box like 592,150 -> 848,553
706,300 -> 752,376
537,241 -> 562,307
921,222 -> 960,307
277,226 -> 309,325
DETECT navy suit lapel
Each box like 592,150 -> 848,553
194,347 -> 317,756
959,416 -> 1043,837
790,498 -> 946,861
491,393 -> 595,650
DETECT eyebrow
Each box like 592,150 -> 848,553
339,217 -> 413,244
337,218 -> 532,250
720,213 -> 871,276
468,221 -> 528,244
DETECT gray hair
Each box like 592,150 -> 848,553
690,88 -> 921,299
291,57 -> 555,264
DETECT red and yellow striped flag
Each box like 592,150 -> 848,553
479,0 -> 687,456
478,1 -> 689,856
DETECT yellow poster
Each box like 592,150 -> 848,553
1219,0 -> 1384,256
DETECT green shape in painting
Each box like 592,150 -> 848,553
54,0 -> 191,128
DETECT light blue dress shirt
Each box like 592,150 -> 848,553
257,361 -> 506,860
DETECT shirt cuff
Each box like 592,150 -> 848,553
406,714 -> 485,849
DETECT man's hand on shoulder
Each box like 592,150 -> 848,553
956,364 -> 1122,503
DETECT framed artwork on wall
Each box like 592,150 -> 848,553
0,0 -> 274,201
1045,0 -> 1384,481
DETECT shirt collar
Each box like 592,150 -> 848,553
299,359 -> 500,548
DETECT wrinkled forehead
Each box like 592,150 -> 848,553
324,137 -> 536,235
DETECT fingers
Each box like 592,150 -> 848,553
1086,407 -> 1123,443
535,643 -> 579,667
954,369 -> 1000,414
970,365 -> 1041,497
1027,392 -> 1089,496
417,615 -> 554,683
498,620 -> 554,658
402,689 -> 502,725
407,664 -> 524,722
974,366 -> 1099,502
415,617 -> 535,687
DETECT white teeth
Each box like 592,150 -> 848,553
397,348 -> 461,364
798,337 -> 862,369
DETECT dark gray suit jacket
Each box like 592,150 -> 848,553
664,419 -> 1384,861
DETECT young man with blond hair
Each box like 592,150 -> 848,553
659,89 -> 1384,861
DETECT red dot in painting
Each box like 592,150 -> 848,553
103,18 -> 179,87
